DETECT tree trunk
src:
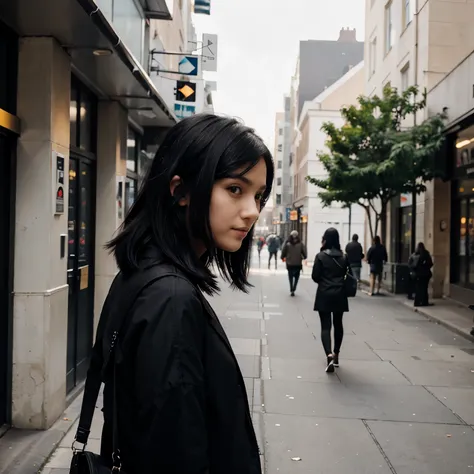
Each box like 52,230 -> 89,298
361,204 -> 375,241
380,201 -> 388,247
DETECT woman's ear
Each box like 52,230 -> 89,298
170,175 -> 189,206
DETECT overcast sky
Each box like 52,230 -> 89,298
194,0 -> 365,148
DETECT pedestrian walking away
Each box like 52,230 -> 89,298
312,227 -> 352,373
345,233 -> 364,285
73,114 -> 274,474
367,235 -> 388,296
281,230 -> 307,296
256,235 -> 265,264
266,233 -> 280,269
408,242 -> 433,307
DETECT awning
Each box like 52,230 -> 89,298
0,0 -> 177,128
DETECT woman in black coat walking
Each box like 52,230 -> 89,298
312,227 -> 351,373
79,114 -> 274,473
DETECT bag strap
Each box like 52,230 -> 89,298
74,267 -> 177,454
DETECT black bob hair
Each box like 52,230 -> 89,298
107,114 -> 274,295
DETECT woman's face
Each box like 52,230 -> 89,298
210,158 -> 267,252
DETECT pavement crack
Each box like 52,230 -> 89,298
389,361 -> 414,384
362,419 -> 398,474
422,385 -> 469,426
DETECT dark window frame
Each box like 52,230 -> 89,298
70,76 -> 97,160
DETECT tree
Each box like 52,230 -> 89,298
306,85 -> 446,245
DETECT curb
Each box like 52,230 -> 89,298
359,280 -> 474,343
408,303 -> 474,343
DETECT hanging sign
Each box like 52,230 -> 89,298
53,152 -> 65,215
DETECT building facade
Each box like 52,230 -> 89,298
0,0 -> 179,432
365,0 -> 474,299
294,62 -> 367,261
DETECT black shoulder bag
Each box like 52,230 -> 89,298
331,256 -> 358,298
69,268 -> 175,474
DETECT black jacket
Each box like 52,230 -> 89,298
312,248 -> 350,313
367,244 -> 388,274
345,241 -> 364,266
408,251 -> 433,278
96,253 -> 261,473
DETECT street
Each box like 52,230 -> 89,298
40,248 -> 474,473
214,248 -> 474,474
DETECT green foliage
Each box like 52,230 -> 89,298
306,84 -> 446,240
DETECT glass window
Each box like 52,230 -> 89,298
403,0 -> 413,28
127,129 -> 137,173
277,144 -> 282,152
369,37 -> 377,77
0,23 -> 17,114
277,177 -> 282,186
469,198 -> 474,285
95,0 -> 113,22
113,0 -> 144,63
401,65 -> 409,92
276,194 -> 281,205
278,161 -> 282,169
79,90 -> 93,152
399,206 -> 412,263
385,1 -> 395,53
125,177 -> 137,216
70,85 -> 78,148
459,199 -> 467,285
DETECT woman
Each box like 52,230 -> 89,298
408,242 -> 433,307
367,235 -> 388,296
89,114 -> 274,473
312,228 -> 351,373
281,230 -> 307,296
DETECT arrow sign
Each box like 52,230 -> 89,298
178,56 -> 198,76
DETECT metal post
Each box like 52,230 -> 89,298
348,205 -> 352,241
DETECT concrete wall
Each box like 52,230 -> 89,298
13,37 -> 70,429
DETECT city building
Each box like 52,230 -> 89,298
297,29 -> 364,119
294,61 -> 367,261
365,0 -> 474,300
271,97 -> 293,239
286,28 -> 364,256
0,0 -> 184,432
272,112 -> 285,235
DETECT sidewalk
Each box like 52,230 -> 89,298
2,253 -> 474,473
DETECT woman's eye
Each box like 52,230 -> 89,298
255,193 -> 263,201
228,185 -> 242,195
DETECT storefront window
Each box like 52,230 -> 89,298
112,0 -> 144,63
399,206 -> 412,263
459,199 -> 467,285
70,77 -> 96,154
126,127 -> 141,215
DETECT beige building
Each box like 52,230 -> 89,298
0,0 -> 180,433
294,62 -> 367,261
365,0 -> 474,300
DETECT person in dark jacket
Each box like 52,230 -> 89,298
312,227 -> 351,373
86,114 -> 274,474
281,230 -> 307,296
345,233 -> 364,284
409,242 -> 433,307
266,233 -> 280,269
367,236 -> 388,296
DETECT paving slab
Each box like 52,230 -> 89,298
224,310 -> 263,319
335,360 -> 412,386
229,337 -> 261,356
236,354 -> 260,378
268,357 -> 341,384
263,380 -> 461,423
367,420 -> 474,474
426,386 -> 474,425
220,317 -> 262,339
264,414 -> 392,474
390,359 -> 474,387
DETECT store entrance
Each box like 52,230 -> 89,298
66,155 -> 95,392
